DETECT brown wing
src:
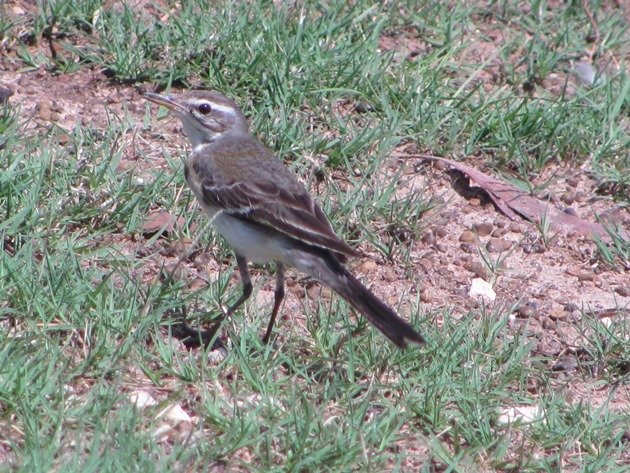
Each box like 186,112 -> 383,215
200,177 -> 359,259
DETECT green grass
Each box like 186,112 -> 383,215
1,0 -> 629,471
6,0 -> 629,179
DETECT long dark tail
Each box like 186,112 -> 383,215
296,251 -> 425,348
332,264 -> 425,348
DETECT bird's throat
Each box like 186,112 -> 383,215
181,116 -> 221,147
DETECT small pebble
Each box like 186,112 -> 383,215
563,303 -> 579,313
188,278 -> 208,291
354,102 -> 373,113
494,219 -> 507,228
566,176 -> 580,187
459,230 -> 475,243
460,243 -> 475,253
136,83 -> 154,95
563,207 -> 578,217
157,403 -> 192,425
38,99 -> 52,110
382,268 -> 397,282
516,301 -> 538,318
482,201 -> 495,211
169,237 -> 194,256
0,85 -> 13,103
560,191 -> 576,205
116,160 -> 134,172
357,260 -> 378,274
463,261 -> 488,279
522,242 -> 546,254
142,211 -> 178,235
454,286 -> 468,297
428,195 -> 446,206
487,238 -> 512,253
552,356 -> 577,372
129,390 -> 157,409
163,262 -> 186,281
468,278 -> 495,303
473,222 -> 493,236
434,226 -> 448,238
193,253 -> 214,270
536,336 -> 563,356
614,286 -> 630,297
38,107 -> 52,121
576,273 -> 595,282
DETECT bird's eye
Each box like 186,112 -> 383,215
197,103 -> 212,115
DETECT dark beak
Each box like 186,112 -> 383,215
142,92 -> 186,112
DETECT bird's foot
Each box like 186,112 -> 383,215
166,306 -> 226,350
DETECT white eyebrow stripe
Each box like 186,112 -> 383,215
191,99 -> 236,115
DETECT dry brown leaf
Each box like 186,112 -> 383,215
141,210 -> 184,235
403,154 -> 628,242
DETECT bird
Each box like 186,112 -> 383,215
143,90 -> 425,349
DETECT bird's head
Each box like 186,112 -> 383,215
143,90 -> 249,147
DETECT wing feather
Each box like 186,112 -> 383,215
200,178 -> 358,259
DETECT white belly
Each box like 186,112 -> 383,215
188,178 -> 288,263
210,212 -> 289,264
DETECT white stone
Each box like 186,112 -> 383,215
157,403 -> 191,424
498,405 -> 545,424
129,390 -> 157,409
469,278 -> 496,303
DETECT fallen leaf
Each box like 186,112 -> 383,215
141,210 -> 184,235
400,153 -> 628,242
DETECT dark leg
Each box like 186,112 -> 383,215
262,262 -> 285,344
180,254 -> 252,348
224,254 -> 253,317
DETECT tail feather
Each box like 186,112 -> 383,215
332,265 -> 425,348
289,246 -> 425,348
309,255 -> 425,348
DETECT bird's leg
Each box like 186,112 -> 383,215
180,254 -> 252,348
223,254 -> 253,317
262,262 -> 285,344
